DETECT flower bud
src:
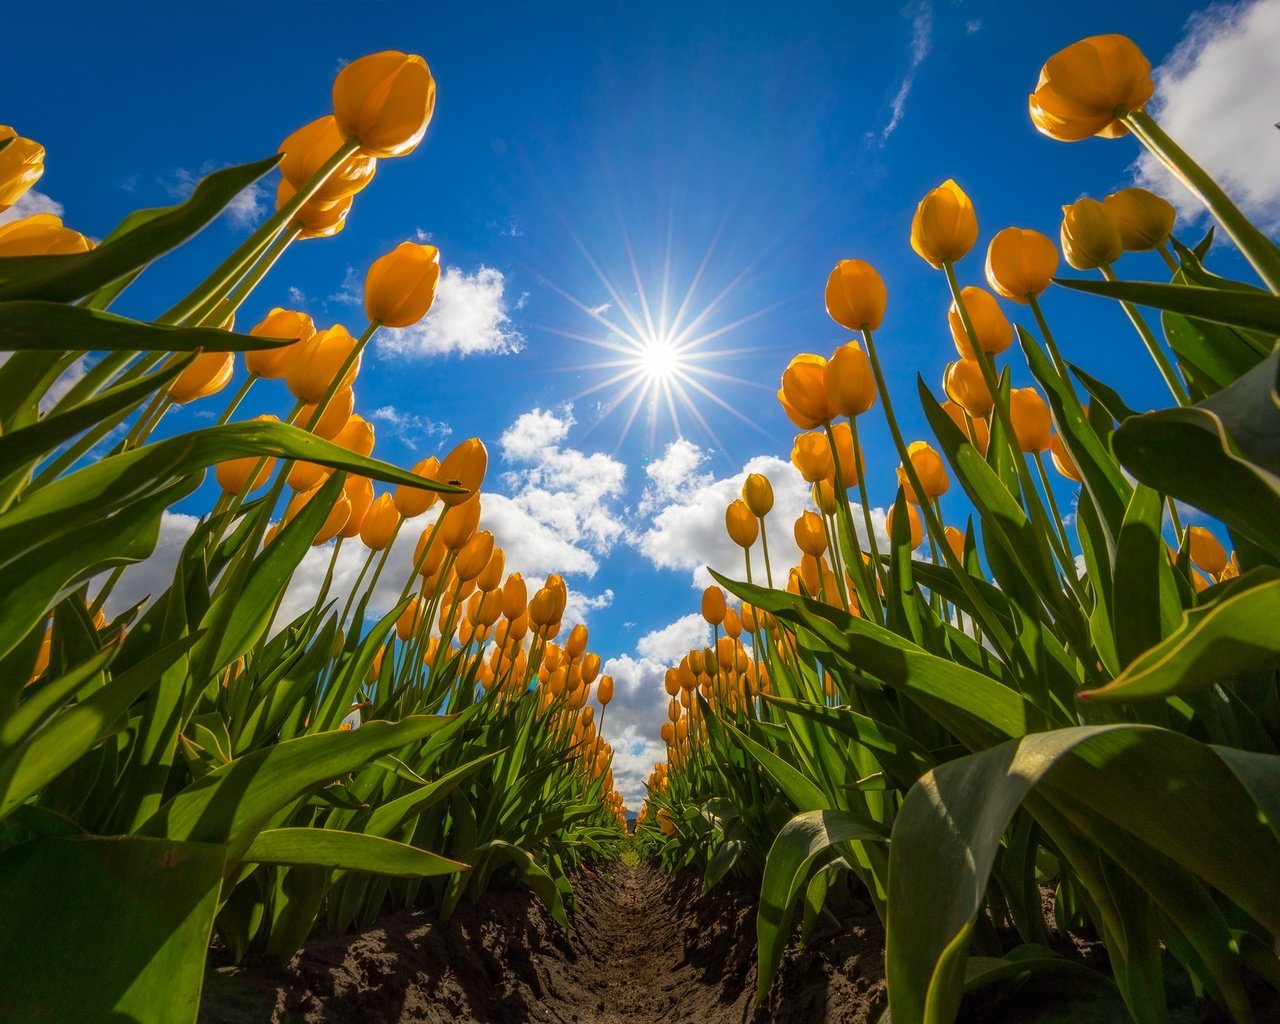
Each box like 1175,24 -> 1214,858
725,499 -> 759,548
477,547 -> 505,592
454,530 -> 495,581
886,501 -> 923,550
949,287 -> 1013,359
825,259 -> 886,332
1049,433 -> 1082,482
1009,388 -> 1052,453
394,456 -> 441,518
791,431 -> 833,483
701,586 -> 727,627
0,213 -> 92,256
278,116 -> 376,206
598,675 -> 615,706
246,308 -> 316,378
333,414 -> 376,458
742,473 -> 774,517
566,623 -> 589,659
897,441 -> 949,503
440,493 -> 482,550
502,573 -> 527,620
0,126 -> 45,213
778,354 -> 835,429
333,51 -> 437,157
824,340 -> 877,417
910,179 -> 977,268
943,359 -> 994,418
985,227 -> 1058,303
722,608 -> 742,639
1029,35 -> 1153,142
360,493 -> 400,550
340,475 -> 375,539
794,511 -> 827,557
286,325 -> 360,403
215,414 -> 279,493
365,242 -> 441,328
436,438 -> 488,507
1187,526 -> 1227,577
1060,198 -> 1122,270
1102,187 -> 1175,252
169,352 -> 233,404
297,387 -> 354,440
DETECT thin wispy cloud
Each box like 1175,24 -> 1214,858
880,1 -> 935,142
368,405 -> 452,449
165,166 -> 266,229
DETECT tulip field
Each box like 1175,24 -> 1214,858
2,26 -> 1279,1024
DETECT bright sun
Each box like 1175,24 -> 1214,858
637,334 -> 680,381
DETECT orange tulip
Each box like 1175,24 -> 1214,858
791,431 -> 833,483
778,354 -> 835,429
286,325 -> 360,403
0,213 -> 92,256
332,51 -> 437,157
0,126 -> 45,212
360,493 -> 400,550
1029,35 -> 1153,142
1009,388 -> 1052,453
169,352 -> 233,404
365,242 -> 441,328
943,358 -> 994,417
278,115 -> 376,206
824,340 -> 877,417
897,441 -> 949,503
949,286 -> 1013,359
824,259 -> 887,332
886,502 -> 923,550
910,180 -> 977,268
246,308 -> 316,379
436,438 -> 487,507
985,227 -> 1058,303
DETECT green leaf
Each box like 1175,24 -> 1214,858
244,828 -> 467,877
0,301 -> 297,352
1056,276 -> 1280,335
756,809 -> 886,999
1082,571 -> 1280,702
1111,484 -> 1179,668
0,835 -> 225,1024
0,157 -> 281,302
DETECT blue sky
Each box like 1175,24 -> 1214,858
5,0 -> 1277,800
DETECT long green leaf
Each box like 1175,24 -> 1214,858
244,828 -> 467,877
1056,277 -> 1280,334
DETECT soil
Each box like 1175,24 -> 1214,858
199,862 -> 887,1024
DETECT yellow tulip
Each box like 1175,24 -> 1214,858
722,608 -> 743,639
1187,526 -> 1227,577
396,598 -> 425,642
1009,388 -> 1053,453
215,414 -> 279,493
332,51 -> 436,158
793,511 -> 827,558
440,492 -> 482,549
812,480 -> 838,516
415,525 -> 448,577
1102,187 -> 1176,252
1049,433 -> 1082,482
360,493 -> 400,550
830,420 -> 863,483
910,179 -> 977,268
791,431 -> 833,483
897,441 -> 949,503
598,675 -> 615,705
340,476 -> 375,539
502,572 -> 527,620
287,459 -> 331,492
1029,35 -> 1153,142
394,457 -> 441,518
944,525 -> 966,563
0,126 -> 44,212
778,354 -> 836,428
435,438 -> 488,507
279,117 -> 376,204
701,586 -> 727,626
169,351 -> 233,404
333,414 -> 376,458
245,308 -> 316,379
985,227 -> 1058,303
725,498 -> 759,548
1060,198 -> 1122,270
278,180 -> 353,239
365,242 -> 441,328
286,485 -> 351,545
886,501 -> 923,550
297,387 -> 354,440
824,259 -> 887,332
742,473 -> 774,517
0,214 -> 92,256
824,340 -> 877,417
948,286 -> 1013,359
943,359 -> 993,418
454,531 -> 495,581
286,325 -> 360,403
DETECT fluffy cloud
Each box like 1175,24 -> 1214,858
99,512 -> 201,616
378,266 -> 524,358
0,189 -> 62,226
368,405 -> 452,450
1132,0 -> 1280,233
636,612 -> 710,663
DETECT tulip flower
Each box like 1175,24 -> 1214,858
1008,388 -> 1052,453
455,531 -> 496,581
812,480 -> 838,516
791,431 -> 834,483
365,242 -> 441,328
824,340 -> 877,417
278,180 -> 354,239
725,499 -> 759,549
279,116 -> 377,206
0,126 -> 44,212
1049,433 -> 1082,482
169,351 -> 234,404
360,493 -> 400,550
0,214 -> 92,256
886,501 -> 923,550
340,476 -> 375,539
985,227 -> 1058,303
286,485 -> 352,545
910,180 -> 978,268
288,459 -> 331,492
333,414 -> 376,458
286,325 -> 361,403
1102,187 -> 1176,252
825,259 -> 887,332
394,457 -> 441,518
566,623 -> 589,659
500,573 -> 529,620
246,308 -> 316,379
701,586 -> 727,626
829,420 -> 863,483
943,525 -> 966,563
948,286 -> 1013,359
1187,526 -> 1227,577
436,438 -> 488,507
598,675 -> 615,705
440,492 -> 482,549
1029,35 -> 1153,142
215,415 -> 279,494
298,388 -> 355,440
943,359 -> 994,418
1060,198 -> 1123,270
896,441 -> 949,503
742,473 -> 774,517
477,547 -> 505,592
333,51 -> 436,158
793,511 -> 827,558
396,598 -> 425,641
778,354 -> 836,428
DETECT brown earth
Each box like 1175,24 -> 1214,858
199,861 -> 887,1024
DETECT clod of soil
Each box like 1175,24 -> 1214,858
200,862 -> 887,1024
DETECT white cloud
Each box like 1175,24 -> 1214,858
636,612 -> 710,664
378,266 -> 525,358
38,356 -> 90,414
286,286 -> 306,305
368,405 -> 452,450
99,512 -> 200,616
965,18 -> 982,34
328,265 -> 362,307
1132,0 -> 1280,233
880,1 -> 934,141
0,189 -> 62,226
167,168 -> 266,230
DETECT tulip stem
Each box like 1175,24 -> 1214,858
848,415 -> 887,599
205,225 -> 303,327
1157,243 -> 1180,275
1125,110 -> 1280,295
757,517 -> 775,589
214,374 -> 257,427
1027,295 -> 1078,402
1033,452 -> 1075,567
1098,264 -> 1190,406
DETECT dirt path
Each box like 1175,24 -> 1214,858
201,862 -> 887,1024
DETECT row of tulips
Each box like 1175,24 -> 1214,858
635,33 -> 1280,1024
0,51 -> 626,1024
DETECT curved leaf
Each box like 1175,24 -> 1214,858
244,828 -> 467,877
1056,277 -> 1280,334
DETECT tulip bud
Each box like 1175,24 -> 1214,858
897,441 -> 949,503
1009,388 -> 1052,453
944,525 -> 966,563
0,126 -> 45,213
943,359 -> 994,418
360,493 -> 400,550
333,51 -> 437,157
246,308 -> 316,379
333,414 -> 376,458
825,260 -> 887,333
278,115 -> 377,206
286,325 -> 361,403
1102,187 -> 1176,252
341,475 -> 375,539
910,179 -> 978,268
791,431 -> 834,483
742,473 -> 774,518
169,351 -> 234,404
298,387 -> 355,441
1060,198 -> 1122,270
725,498 -> 759,548
1049,433 -> 1082,483
823,340 -> 877,418
215,415 -> 279,494
598,674 -> 615,705
365,242 -> 441,328
1187,526 -> 1227,577
886,501 -> 923,550
793,511 -> 827,558
455,530 -> 495,581
778,354 -> 836,429
435,438 -> 487,507
0,213 -> 92,256
278,180 -> 353,239
830,420 -> 863,483
1029,35 -> 1153,142
701,586 -> 727,627
985,227 -> 1058,303
948,287 -> 1013,360
397,598 -> 425,641
502,573 -> 527,620
394,456 -> 441,518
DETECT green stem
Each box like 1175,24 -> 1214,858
848,415 -> 885,594
1157,243 -> 1180,274
214,374 -> 257,427
1028,295 -> 1078,403
204,225 -> 303,327
1034,452 -> 1075,568
1126,109 -> 1280,295
1099,264 -> 1190,406
757,517 -> 775,589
